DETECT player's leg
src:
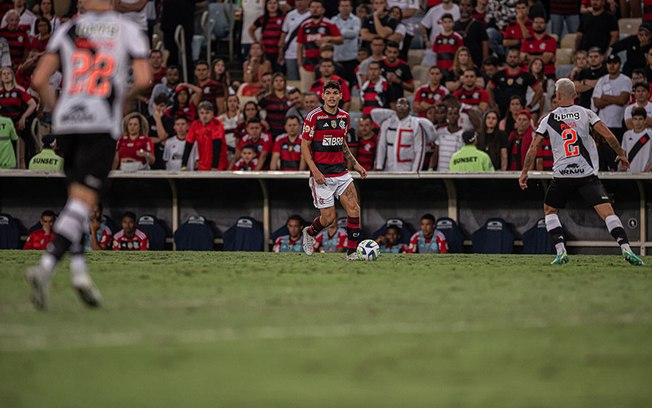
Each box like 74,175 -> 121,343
593,203 -> 644,266
543,179 -> 569,264
337,181 -> 361,259
578,176 -> 643,265
303,177 -> 337,255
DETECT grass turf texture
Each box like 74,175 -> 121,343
1,251 -> 651,407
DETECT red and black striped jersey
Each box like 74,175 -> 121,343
254,14 -> 285,57
297,18 -> 341,72
414,83 -> 449,117
360,78 -> 388,115
536,137 -> 553,170
432,32 -> 463,72
196,79 -> 225,111
238,132 -> 274,157
0,27 -> 29,66
502,18 -> 534,44
258,94 -> 290,137
310,74 -> 351,103
521,33 -> 557,77
646,0 -> 652,22
355,134 -> 378,171
272,133 -> 302,170
0,86 -> 33,122
380,58 -> 413,102
301,107 -> 350,177
453,87 -> 489,107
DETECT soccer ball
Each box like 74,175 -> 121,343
356,239 -> 380,261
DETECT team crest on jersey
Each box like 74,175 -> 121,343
339,120 -> 346,129
331,120 -> 337,128
516,77 -> 523,85
395,69 -> 402,77
507,78 -> 513,85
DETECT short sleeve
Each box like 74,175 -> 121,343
272,138 -> 282,153
586,108 -> 600,126
124,21 -> 149,59
297,24 -> 306,44
624,105 -> 633,121
362,16 -> 373,31
301,115 -> 315,141
535,114 -> 549,137
329,22 -> 342,37
385,16 -> 398,31
45,21 -> 70,53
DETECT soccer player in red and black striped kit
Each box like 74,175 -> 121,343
301,80 -> 368,260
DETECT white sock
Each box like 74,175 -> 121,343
39,253 -> 57,274
545,214 -> 566,255
555,243 -> 566,256
70,255 -> 91,286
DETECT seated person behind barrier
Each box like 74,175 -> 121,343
273,215 -> 304,253
114,112 -> 155,171
270,116 -> 305,170
231,117 -> 273,170
314,221 -> 347,253
28,134 -> 63,171
24,210 -> 55,250
376,225 -> 406,253
233,144 -> 259,171
87,203 -> 113,251
621,107 -> 652,173
163,116 -> 198,171
112,212 -> 149,251
408,213 -> 448,253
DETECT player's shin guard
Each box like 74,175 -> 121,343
605,215 -> 631,251
308,216 -> 325,236
346,217 -> 361,255
545,214 -> 566,255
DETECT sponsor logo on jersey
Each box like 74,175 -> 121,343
322,136 -> 344,146
559,163 -> 585,175
554,111 -> 581,121
76,22 -> 118,38
62,104 -> 95,123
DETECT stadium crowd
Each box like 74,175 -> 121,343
1,0 -> 652,173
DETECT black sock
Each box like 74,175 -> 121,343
610,227 -> 629,246
346,217 -> 360,255
308,216 -> 325,237
547,226 -> 565,246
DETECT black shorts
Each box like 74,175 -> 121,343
56,133 -> 115,193
544,175 -> 611,209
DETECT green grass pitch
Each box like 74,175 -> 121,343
1,251 -> 651,407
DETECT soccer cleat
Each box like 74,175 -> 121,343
302,226 -> 315,256
346,252 -> 360,261
550,251 -> 569,265
25,266 -> 50,310
71,269 -> 102,308
622,249 -> 644,266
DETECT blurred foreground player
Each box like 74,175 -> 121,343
519,78 -> 644,266
300,80 -> 368,260
26,0 -> 152,309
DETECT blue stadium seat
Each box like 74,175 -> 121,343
522,218 -> 555,255
0,214 -> 21,249
472,218 -> 514,254
371,218 -> 414,244
137,215 -> 167,251
436,217 -> 465,253
174,215 -> 215,251
223,217 -> 264,252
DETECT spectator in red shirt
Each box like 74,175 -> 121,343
112,212 -> 149,251
232,144 -> 259,171
432,13 -> 463,74
0,10 -> 29,68
240,43 -> 273,97
502,0 -> 533,49
193,60 -> 225,114
354,115 -> 377,171
23,209 -> 55,250
249,0 -> 285,73
30,17 -> 51,53
211,59 -> 231,109
296,0 -> 343,92
270,115 -> 305,170
380,40 -> 414,109
310,58 -> 351,110
259,72 -> 290,137
232,117 -> 274,170
520,15 -> 557,79
414,66 -> 449,117
454,68 -> 489,114
507,109 -> 535,171
360,61 -> 388,116
113,112 -> 155,171
0,66 -> 36,168
182,101 -> 228,171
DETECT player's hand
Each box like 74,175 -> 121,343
313,171 -> 326,185
518,172 -> 528,190
354,162 -> 368,179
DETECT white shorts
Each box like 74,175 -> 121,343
309,173 -> 354,209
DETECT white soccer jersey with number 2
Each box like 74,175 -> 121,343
47,12 -> 149,139
536,105 -> 601,179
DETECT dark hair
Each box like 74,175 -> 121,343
323,80 -> 341,93
359,114 -> 373,122
153,92 -> 168,105
35,16 -> 51,34
631,107 -> 648,119
441,13 -> 454,21
320,58 -> 334,65
385,40 -> 400,50
41,209 -> 55,219
504,95 -> 524,135
210,58 -> 231,88
262,0 -> 283,30
388,6 -> 402,20
247,117 -> 262,126
243,101 -> 261,119
310,0 -> 323,6
122,211 -> 136,222
632,68 -> 646,77
633,82 -> 650,92
288,214 -> 304,224
39,0 -> 56,16
197,100 -> 214,113
150,49 -> 162,57
174,116 -> 189,123
482,56 -> 500,67
195,60 -> 209,69
285,115 -> 301,124
241,143 -> 257,151
515,0 -> 528,6
386,225 -> 401,234
421,214 -> 435,223
369,60 -> 382,69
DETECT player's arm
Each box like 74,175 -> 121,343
593,120 -> 629,169
114,0 -> 148,12
343,140 -> 367,178
518,133 -> 545,190
31,53 -> 59,110
301,138 -> 326,184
